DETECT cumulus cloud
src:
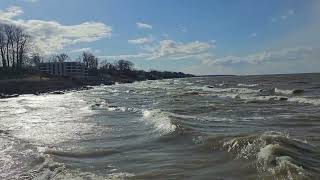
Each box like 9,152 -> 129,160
0,6 -> 112,55
136,22 -> 152,29
128,37 -> 153,44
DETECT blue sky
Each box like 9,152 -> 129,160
0,0 -> 319,75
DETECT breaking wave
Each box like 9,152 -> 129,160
142,109 -> 176,134
221,132 -> 319,179
190,85 -> 320,106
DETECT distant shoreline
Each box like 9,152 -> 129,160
197,72 -> 320,77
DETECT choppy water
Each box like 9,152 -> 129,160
1,73 -> 320,179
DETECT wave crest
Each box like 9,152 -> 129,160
142,109 -> 176,134
221,131 -> 318,179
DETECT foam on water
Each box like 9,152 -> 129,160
237,83 -> 259,87
222,131 -> 317,179
142,109 -> 176,134
190,84 -> 320,106
288,97 -> 320,106
107,106 -> 127,112
274,88 -> 294,95
106,172 -> 135,179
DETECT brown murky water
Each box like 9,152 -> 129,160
1,73 -> 320,179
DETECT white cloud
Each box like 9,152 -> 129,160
0,6 -> 23,20
99,53 -> 150,61
181,26 -> 187,33
148,40 -> 211,60
23,0 -> 39,3
183,46 -> 319,75
271,9 -> 295,23
162,33 -> 170,39
128,37 -> 153,44
288,9 -> 295,15
0,6 -> 112,55
136,22 -> 152,29
250,33 -> 257,38
101,39 -> 213,61
201,47 -> 314,66
70,47 -> 92,53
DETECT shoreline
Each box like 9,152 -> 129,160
0,77 -> 110,98
0,76 -> 190,98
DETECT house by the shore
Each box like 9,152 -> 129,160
38,62 -> 88,78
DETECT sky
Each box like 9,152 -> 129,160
0,0 -> 319,75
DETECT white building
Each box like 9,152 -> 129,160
38,62 -> 88,78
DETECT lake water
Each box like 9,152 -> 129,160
0,73 -> 320,179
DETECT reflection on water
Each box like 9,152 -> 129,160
0,73 -> 320,179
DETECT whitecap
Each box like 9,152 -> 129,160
274,88 -> 293,95
223,131 -> 313,179
237,83 -> 259,87
288,97 -> 320,106
142,109 -> 176,134
106,172 -> 135,179
107,106 -> 127,112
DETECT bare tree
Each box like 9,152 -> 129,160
0,24 -> 32,70
4,25 -> 13,68
81,51 -> 98,69
115,60 -> 134,72
0,28 -> 7,68
56,53 -> 69,63
49,53 -> 69,63
29,53 -> 42,66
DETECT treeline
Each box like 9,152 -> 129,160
0,24 -> 32,71
97,59 -> 194,82
0,23 -> 194,81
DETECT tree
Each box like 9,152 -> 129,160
81,51 -> 98,69
56,53 -> 69,63
114,60 -> 134,72
49,53 -> 69,63
29,53 -> 42,66
0,24 -> 32,70
0,28 -> 7,68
